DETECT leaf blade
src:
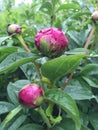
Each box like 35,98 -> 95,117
0,46 -> 18,62
0,102 -> 15,115
41,54 -> 85,81
17,124 -> 44,130
80,64 -> 98,75
8,115 -> 27,130
57,3 -> 80,12
0,52 -> 39,74
44,89 -> 81,130
1,105 -> 22,130
7,80 -> 30,105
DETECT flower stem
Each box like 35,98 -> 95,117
61,72 -> 74,90
37,107 -> 51,128
61,23 -> 95,90
17,34 -> 42,80
34,61 -> 42,80
84,26 -> 95,49
17,34 -> 31,53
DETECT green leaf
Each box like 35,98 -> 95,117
0,36 -> 10,45
52,0 -> 58,8
7,115 -> 27,130
18,124 -> 44,130
51,126 -> 64,130
41,54 -> 85,81
65,48 -> 88,55
21,63 -> 38,81
1,105 -> 22,130
57,3 -> 80,12
94,95 -> 98,103
0,46 -> 17,53
0,102 -> 15,114
67,29 -> 91,46
40,2 -> 53,15
44,89 -> 81,130
0,46 -> 18,62
79,111 -> 89,127
80,64 -> 98,75
7,80 -> 30,105
82,76 -> 98,88
46,103 -> 62,124
71,11 -> 91,19
65,79 -> 94,100
57,118 -> 75,130
81,125 -> 91,130
0,52 -> 39,74
89,112 -> 98,130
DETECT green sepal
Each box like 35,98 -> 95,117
46,103 -> 62,124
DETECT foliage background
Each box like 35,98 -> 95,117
0,0 -> 98,130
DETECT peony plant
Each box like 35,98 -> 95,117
0,23 -> 86,130
0,24 -> 84,130
1,1 -> 97,130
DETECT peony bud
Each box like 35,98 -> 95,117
18,84 -> 44,107
7,24 -> 22,35
35,28 -> 68,57
91,11 -> 98,21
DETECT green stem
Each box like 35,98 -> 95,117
34,61 -> 42,80
41,77 -> 52,85
41,77 -> 57,89
17,34 -> 43,81
17,34 -> 31,53
75,121 -> 81,130
37,107 -> 51,128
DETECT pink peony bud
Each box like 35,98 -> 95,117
7,24 -> 22,35
18,84 -> 44,107
35,28 -> 68,57
91,11 -> 98,20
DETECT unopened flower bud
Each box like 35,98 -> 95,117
18,84 -> 44,107
7,24 -> 22,35
35,28 -> 68,57
91,11 -> 98,21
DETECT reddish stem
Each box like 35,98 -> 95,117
84,26 -> 95,49
61,72 -> 74,90
61,25 -> 95,90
